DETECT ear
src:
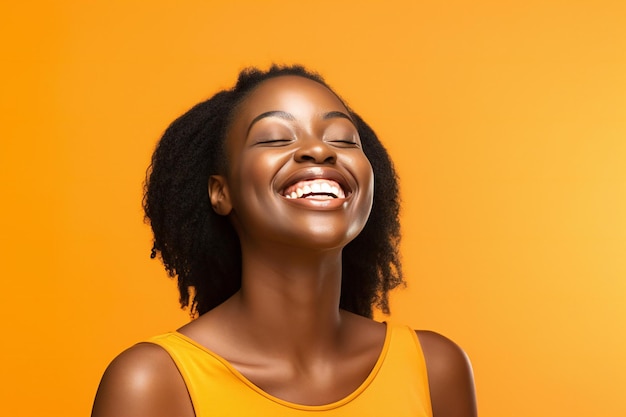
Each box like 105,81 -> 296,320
208,175 -> 232,216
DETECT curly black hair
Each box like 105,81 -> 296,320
144,65 -> 404,319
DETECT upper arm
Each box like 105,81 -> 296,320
417,330 -> 477,417
91,343 -> 194,417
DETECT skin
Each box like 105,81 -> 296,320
92,76 -> 477,417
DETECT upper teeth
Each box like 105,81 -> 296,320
283,179 -> 346,199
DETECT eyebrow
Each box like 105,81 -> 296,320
246,110 -> 356,135
247,111 -> 295,135
322,111 -> 355,124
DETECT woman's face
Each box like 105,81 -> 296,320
213,75 -> 374,251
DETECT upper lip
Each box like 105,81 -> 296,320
277,166 -> 353,197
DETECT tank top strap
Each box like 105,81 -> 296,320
381,323 -> 433,417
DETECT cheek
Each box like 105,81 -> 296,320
229,151 -> 291,203
247,152 -> 288,175
357,156 -> 375,218
348,153 -> 375,192
237,151 -> 290,183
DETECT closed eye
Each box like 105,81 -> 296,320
256,139 -> 293,146
328,139 -> 360,147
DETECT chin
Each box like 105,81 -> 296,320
289,223 -> 365,251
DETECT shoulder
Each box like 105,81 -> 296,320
91,342 -> 194,417
416,330 -> 477,417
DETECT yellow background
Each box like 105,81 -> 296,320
2,1 -> 625,416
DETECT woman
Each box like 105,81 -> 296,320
92,65 -> 477,416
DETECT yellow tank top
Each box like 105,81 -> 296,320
147,323 -> 432,416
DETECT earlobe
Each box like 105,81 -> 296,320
208,175 -> 232,216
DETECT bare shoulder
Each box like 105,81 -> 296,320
91,343 -> 194,417
416,330 -> 477,417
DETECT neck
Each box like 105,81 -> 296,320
228,243 -> 345,356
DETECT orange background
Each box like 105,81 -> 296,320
2,1 -> 625,416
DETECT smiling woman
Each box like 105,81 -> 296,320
91,65 -> 477,417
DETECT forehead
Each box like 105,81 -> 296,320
235,75 -> 349,120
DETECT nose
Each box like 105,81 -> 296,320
293,137 -> 337,164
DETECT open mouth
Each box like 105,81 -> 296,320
281,179 -> 347,200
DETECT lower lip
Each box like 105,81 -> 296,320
280,195 -> 349,210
